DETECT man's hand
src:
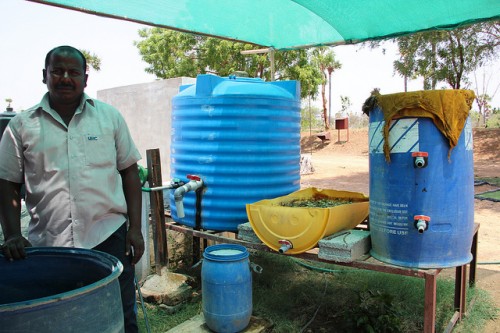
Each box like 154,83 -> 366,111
1,235 -> 32,261
126,227 -> 144,265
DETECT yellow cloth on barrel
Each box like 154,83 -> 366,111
376,89 -> 475,162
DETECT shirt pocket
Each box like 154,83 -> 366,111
84,134 -> 116,167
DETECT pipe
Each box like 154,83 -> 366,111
414,215 -> 430,233
173,175 -> 203,218
278,239 -> 293,254
416,219 -> 427,233
412,151 -> 428,168
141,178 -> 184,192
414,156 -> 426,168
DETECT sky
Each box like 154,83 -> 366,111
1,0 -> 499,114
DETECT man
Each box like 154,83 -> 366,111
0,45 -> 144,332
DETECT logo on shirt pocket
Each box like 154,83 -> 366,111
84,134 -> 116,166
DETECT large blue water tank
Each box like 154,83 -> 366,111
368,92 -> 474,268
170,75 -> 301,231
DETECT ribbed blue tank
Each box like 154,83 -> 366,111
368,105 -> 474,268
170,74 -> 301,231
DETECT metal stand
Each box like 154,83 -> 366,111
165,222 -> 480,333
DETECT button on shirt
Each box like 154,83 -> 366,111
0,93 -> 141,248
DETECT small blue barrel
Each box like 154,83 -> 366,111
368,91 -> 474,268
202,244 -> 252,333
0,247 -> 124,332
170,74 -> 301,231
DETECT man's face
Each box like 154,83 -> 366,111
43,50 -> 88,106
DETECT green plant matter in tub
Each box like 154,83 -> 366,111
278,196 -> 354,208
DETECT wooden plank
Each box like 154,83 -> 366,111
146,149 -> 167,275
424,273 -> 437,333
315,131 -> 331,142
166,314 -> 272,333
469,223 -> 480,287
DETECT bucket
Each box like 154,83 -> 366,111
170,74 -> 301,231
368,90 -> 475,268
0,247 -> 124,333
202,244 -> 252,333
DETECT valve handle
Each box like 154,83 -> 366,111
187,174 -> 201,181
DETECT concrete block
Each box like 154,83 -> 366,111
166,314 -> 272,333
237,222 -> 262,244
318,230 -> 371,262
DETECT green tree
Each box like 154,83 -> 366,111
134,28 -> 324,99
391,22 -> 499,90
310,47 -> 341,130
80,49 -> 102,72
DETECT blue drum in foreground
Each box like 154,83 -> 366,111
0,247 -> 124,333
368,90 -> 475,268
202,244 -> 252,333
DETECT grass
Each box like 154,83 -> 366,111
476,190 -> 500,201
475,177 -> 500,201
475,177 -> 500,187
136,251 -> 498,333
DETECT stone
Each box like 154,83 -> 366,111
318,229 -> 371,262
139,267 -> 194,306
237,222 -> 262,244
300,154 -> 315,175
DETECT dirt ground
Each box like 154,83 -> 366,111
300,127 -> 500,332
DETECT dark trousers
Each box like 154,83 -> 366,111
93,223 -> 138,333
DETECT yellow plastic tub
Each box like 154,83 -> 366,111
246,188 -> 369,254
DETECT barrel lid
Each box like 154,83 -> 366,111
203,244 -> 249,261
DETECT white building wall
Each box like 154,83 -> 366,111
97,77 -> 196,182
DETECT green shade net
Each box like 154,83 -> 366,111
28,0 -> 499,49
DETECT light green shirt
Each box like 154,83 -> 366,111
0,93 -> 141,248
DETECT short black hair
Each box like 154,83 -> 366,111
45,46 -> 87,72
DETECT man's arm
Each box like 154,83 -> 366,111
0,178 -> 31,260
119,163 -> 144,265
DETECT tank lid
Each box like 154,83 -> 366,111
175,74 -> 299,100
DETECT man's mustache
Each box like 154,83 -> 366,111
56,83 -> 75,89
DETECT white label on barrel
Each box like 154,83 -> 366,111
464,118 -> 473,151
211,249 -> 243,256
370,200 -> 410,235
369,119 -> 419,154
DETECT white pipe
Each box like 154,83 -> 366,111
278,239 -> 293,254
173,179 -> 204,218
416,219 -> 427,233
414,157 -> 426,168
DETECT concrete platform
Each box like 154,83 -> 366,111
318,229 -> 371,262
166,314 -> 272,333
237,222 -> 262,244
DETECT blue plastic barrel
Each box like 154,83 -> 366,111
0,247 -> 124,332
368,100 -> 474,268
202,244 -> 252,333
170,74 -> 301,231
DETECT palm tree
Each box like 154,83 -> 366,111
311,47 -> 341,130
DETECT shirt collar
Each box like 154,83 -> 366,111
39,92 -> 94,114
